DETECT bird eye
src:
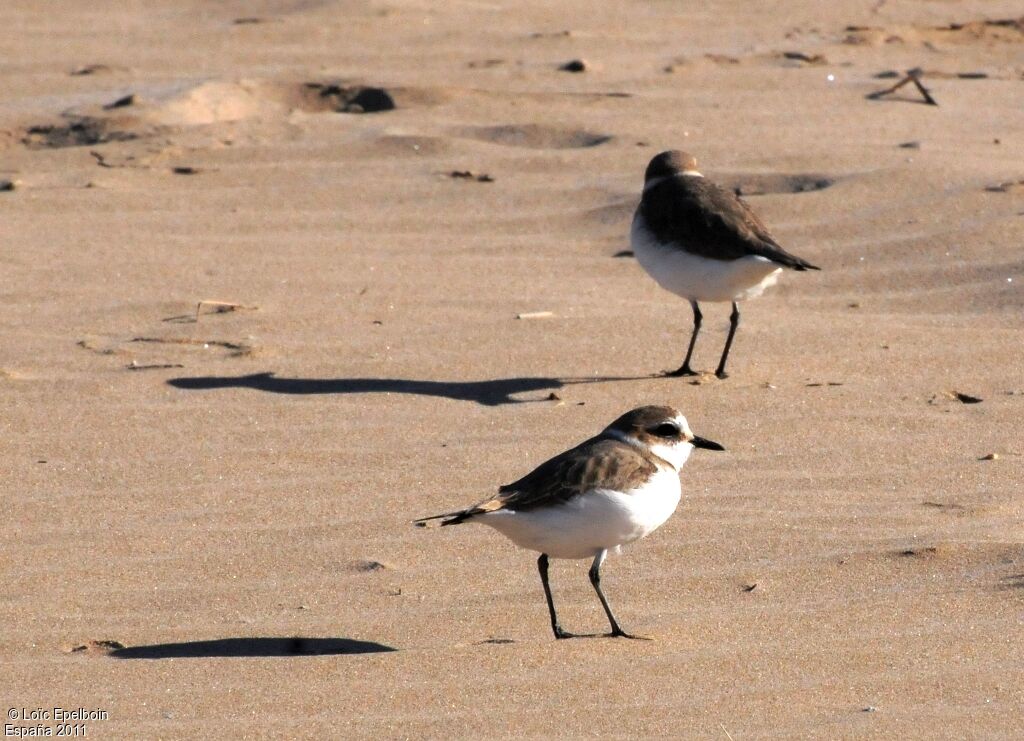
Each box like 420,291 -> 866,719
650,423 -> 679,438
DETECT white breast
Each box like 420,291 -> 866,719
630,215 -> 782,303
480,468 -> 682,560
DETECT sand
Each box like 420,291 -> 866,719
2,0 -> 1023,737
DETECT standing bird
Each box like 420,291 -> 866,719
415,405 -> 724,640
630,150 -> 820,379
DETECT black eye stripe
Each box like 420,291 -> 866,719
649,423 -> 679,438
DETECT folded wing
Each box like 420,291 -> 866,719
414,438 -> 659,526
641,176 -> 820,271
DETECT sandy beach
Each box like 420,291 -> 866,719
2,0 -> 1023,737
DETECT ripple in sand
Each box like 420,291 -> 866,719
18,78 -> 454,153
844,18 -> 1024,47
584,200 -> 636,226
373,135 -> 451,156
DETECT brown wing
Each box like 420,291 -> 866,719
417,437 -> 659,526
640,176 -> 819,270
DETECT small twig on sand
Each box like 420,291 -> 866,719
866,67 -> 938,105
89,150 -> 114,168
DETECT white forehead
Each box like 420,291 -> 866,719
674,414 -> 693,437
642,172 -> 704,193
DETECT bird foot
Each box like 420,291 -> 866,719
665,366 -> 699,378
714,370 -> 729,380
552,626 -> 580,640
608,629 -> 651,640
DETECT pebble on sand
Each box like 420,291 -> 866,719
559,59 -> 588,72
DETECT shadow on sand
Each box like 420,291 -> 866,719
167,372 -> 648,406
110,636 -> 396,659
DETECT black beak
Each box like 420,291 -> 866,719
690,435 -> 725,451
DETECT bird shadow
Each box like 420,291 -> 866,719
109,636 -> 396,659
167,372 -> 650,406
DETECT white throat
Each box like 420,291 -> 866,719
646,441 -> 693,472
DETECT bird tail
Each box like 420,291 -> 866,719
792,258 -> 820,271
413,508 -> 478,527
755,240 -> 820,271
774,251 -> 820,271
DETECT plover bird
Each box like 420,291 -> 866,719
415,405 -> 723,639
631,150 -> 820,378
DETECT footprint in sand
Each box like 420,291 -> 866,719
64,639 -> 126,655
722,173 -> 836,196
22,117 -> 138,149
298,83 -> 395,113
78,333 -> 256,370
278,80 -> 452,114
457,123 -> 611,149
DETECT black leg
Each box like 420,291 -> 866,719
667,301 -> 702,377
588,551 -> 647,639
538,554 -> 576,639
715,301 -> 741,379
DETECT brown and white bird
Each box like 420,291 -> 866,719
415,405 -> 724,640
631,150 -> 820,378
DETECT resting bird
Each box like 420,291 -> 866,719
630,150 -> 820,378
